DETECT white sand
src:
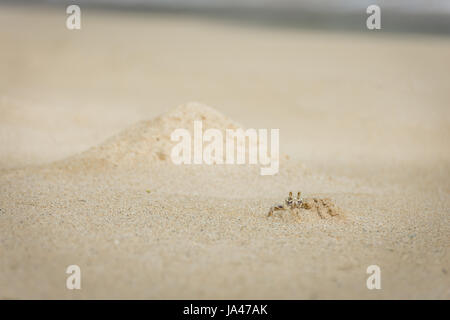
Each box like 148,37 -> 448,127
0,5 -> 449,299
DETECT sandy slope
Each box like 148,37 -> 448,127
0,5 -> 449,299
1,102 -> 448,299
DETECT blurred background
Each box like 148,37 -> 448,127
1,0 -> 449,186
44,0 -> 450,34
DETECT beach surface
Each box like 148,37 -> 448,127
0,5 -> 449,299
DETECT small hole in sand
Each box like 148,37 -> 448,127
157,152 -> 167,161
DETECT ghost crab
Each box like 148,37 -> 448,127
267,191 -> 304,217
267,192 -> 340,219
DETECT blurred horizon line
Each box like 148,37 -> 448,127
3,0 -> 450,35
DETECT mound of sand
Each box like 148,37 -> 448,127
63,102 -> 242,168
302,197 -> 342,218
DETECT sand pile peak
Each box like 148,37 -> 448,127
64,102 -> 243,168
